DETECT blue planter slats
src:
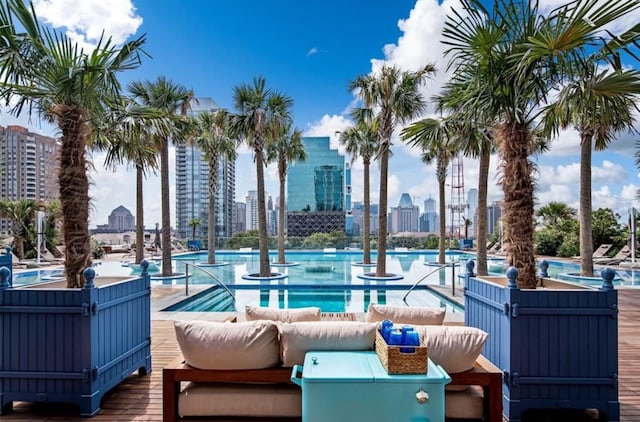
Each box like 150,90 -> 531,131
464,261 -> 619,422
0,261 -> 152,416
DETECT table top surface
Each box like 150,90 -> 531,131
301,351 -> 450,384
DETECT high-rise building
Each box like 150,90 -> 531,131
487,200 -> 503,237
351,202 -> 380,237
175,97 -> 236,243
287,137 -> 346,237
345,162 -> 353,236
0,125 -> 60,232
95,206 -> 135,232
423,196 -> 436,213
390,193 -> 420,233
244,190 -> 274,234
234,202 -> 246,233
419,195 -> 439,233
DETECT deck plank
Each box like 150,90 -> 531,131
2,288 -> 640,421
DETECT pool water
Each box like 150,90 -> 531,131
163,250 -> 471,313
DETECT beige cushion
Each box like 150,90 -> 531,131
179,382 -> 301,417
174,320 -> 280,370
279,321 -> 377,367
414,325 -> 488,374
366,303 -> 446,325
445,385 -> 484,419
245,305 -> 321,322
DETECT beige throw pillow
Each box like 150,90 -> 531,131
366,303 -> 446,325
414,325 -> 488,374
279,321 -> 377,367
174,320 -> 280,370
245,305 -> 321,323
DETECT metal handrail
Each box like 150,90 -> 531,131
184,262 -> 235,300
402,262 -> 459,305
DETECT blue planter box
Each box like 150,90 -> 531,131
0,262 -> 152,416
464,262 -> 619,421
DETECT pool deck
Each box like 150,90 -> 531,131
3,254 -> 640,420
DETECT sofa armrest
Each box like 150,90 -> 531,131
162,361 -> 294,422
448,354 -> 502,422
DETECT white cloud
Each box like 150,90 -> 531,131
369,0 -> 457,118
88,146 -> 173,230
32,0 -> 142,50
304,114 -> 353,153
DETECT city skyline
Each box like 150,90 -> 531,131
1,0 -> 638,230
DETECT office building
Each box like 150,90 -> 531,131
487,200 -> 503,237
287,137 -> 346,237
351,202 -> 379,237
175,97 -> 236,243
95,205 -> 135,232
390,193 -> 420,233
245,190 -> 274,234
0,125 -> 60,232
423,196 -> 436,213
234,202 -> 246,233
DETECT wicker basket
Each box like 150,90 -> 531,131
375,330 -> 428,374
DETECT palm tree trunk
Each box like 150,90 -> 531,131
160,139 -> 172,276
277,160 -> 286,264
208,183 -> 216,265
135,164 -> 145,264
438,167 -> 447,265
498,123 -> 537,288
376,147 -> 389,277
256,150 -> 271,277
208,152 -> 218,264
363,159 -> 371,265
579,132 -> 594,277
475,147 -> 490,276
58,106 -> 92,288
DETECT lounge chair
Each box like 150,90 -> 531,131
594,245 -> 631,265
487,242 -> 501,255
592,244 -> 613,259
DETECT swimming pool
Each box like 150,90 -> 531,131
163,250 -> 471,314
487,256 -> 639,286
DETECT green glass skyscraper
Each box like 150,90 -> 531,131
287,137 -> 346,237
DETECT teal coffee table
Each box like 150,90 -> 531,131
291,351 -> 451,422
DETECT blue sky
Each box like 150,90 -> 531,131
2,0 -> 639,229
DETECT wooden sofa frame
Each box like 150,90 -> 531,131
163,354 -> 502,422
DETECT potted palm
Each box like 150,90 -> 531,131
0,2 -> 151,416
442,0 -> 639,419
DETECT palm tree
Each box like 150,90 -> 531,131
434,80 -> 497,276
544,66 -> 640,276
442,0 -> 640,287
349,64 -> 435,277
128,77 -> 193,277
266,123 -> 306,265
339,108 -> 378,265
537,202 -> 576,229
97,100 -> 162,264
43,200 -> 62,258
188,218 -> 201,241
193,110 -> 237,264
0,0 -> 146,286
0,199 -> 38,259
402,117 -> 459,265
230,76 -> 293,277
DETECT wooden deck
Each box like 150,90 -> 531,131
1,288 -> 640,421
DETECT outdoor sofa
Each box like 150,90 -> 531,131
163,305 -> 502,422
